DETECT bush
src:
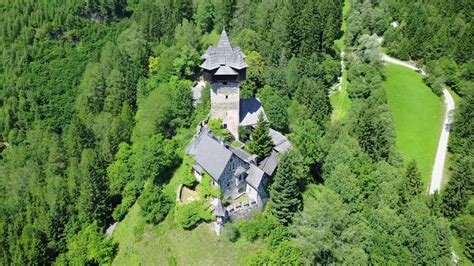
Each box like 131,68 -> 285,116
199,173 -> 221,199
266,226 -> 291,249
138,184 -> 172,224
236,215 -> 280,241
174,200 -> 214,229
177,156 -> 197,187
224,223 -> 240,242
208,118 -> 233,142
112,179 -> 143,221
423,76 -> 443,96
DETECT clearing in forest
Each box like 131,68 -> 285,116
383,63 -> 444,185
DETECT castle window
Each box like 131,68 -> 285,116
223,82 -> 228,85
227,181 -> 231,188
223,123 -> 227,129
225,95 -> 228,99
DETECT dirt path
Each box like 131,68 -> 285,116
381,54 -> 455,194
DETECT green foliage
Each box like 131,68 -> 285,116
292,185 -> 369,265
107,142 -> 133,195
176,156 -> 197,187
450,88 -> 474,159
194,0 -> 215,33
238,125 -> 251,142
57,222 -> 117,265
294,77 -> 332,127
208,118 -> 233,142
131,134 -> 178,183
240,51 -> 266,98
174,200 -> 214,229
269,151 -> 306,224
246,114 -> 273,161
224,223 -> 240,242
112,179 -> 142,221
236,215 -> 280,242
442,158 -> 474,219
173,45 -> 201,80
199,173 -> 221,199
257,85 -> 289,132
138,184 -> 172,224
400,160 -> 423,203
452,215 -> 474,261
289,120 -> 327,167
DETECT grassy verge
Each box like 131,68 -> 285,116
330,84 -> 351,121
382,63 -> 444,185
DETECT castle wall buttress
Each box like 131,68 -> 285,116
210,82 -> 240,140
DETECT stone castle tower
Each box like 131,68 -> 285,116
201,30 -> 247,139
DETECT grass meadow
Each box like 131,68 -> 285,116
383,63 -> 444,185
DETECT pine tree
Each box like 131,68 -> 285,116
401,160 -> 423,203
247,113 -> 273,161
269,151 -> 303,225
441,158 -> 473,219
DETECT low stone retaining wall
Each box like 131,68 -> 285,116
227,200 -> 260,222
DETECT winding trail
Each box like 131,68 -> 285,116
381,54 -> 455,194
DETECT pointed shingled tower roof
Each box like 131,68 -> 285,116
201,30 -> 248,75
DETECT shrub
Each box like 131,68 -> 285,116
236,215 -> 280,241
246,250 -> 272,265
423,76 -> 443,96
112,179 -> 143,221
138,184 -> 172,224
174,200 -> 214,229
177,156 -> 197,187
224,223 -> 240,242
199,173 -> 221,199
208,118 -> 233,142
266,226 -> 291,249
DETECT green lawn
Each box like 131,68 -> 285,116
330,84 -> 351,121
383,63 -> 444,185
112,202 -> 263,266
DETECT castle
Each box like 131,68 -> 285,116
201,30 -> 265,139
185,30 -> 291,232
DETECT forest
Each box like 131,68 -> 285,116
0,0 -> 472,265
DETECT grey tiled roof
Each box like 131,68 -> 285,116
269,129 -> 292,153
246,164 -> 265,189
185,129 -> 232,181
229,146 -> 253,163
239,98 -> 267,127
258,151 -> 279,176
274,140 -> 292,153
201,30 -> 247,74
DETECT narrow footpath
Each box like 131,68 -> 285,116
381,54 -> 455,194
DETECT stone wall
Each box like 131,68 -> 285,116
210,82 -> 240,139
218,155 -> 247,200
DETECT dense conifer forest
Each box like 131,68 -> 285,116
0,0 -> 472,264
